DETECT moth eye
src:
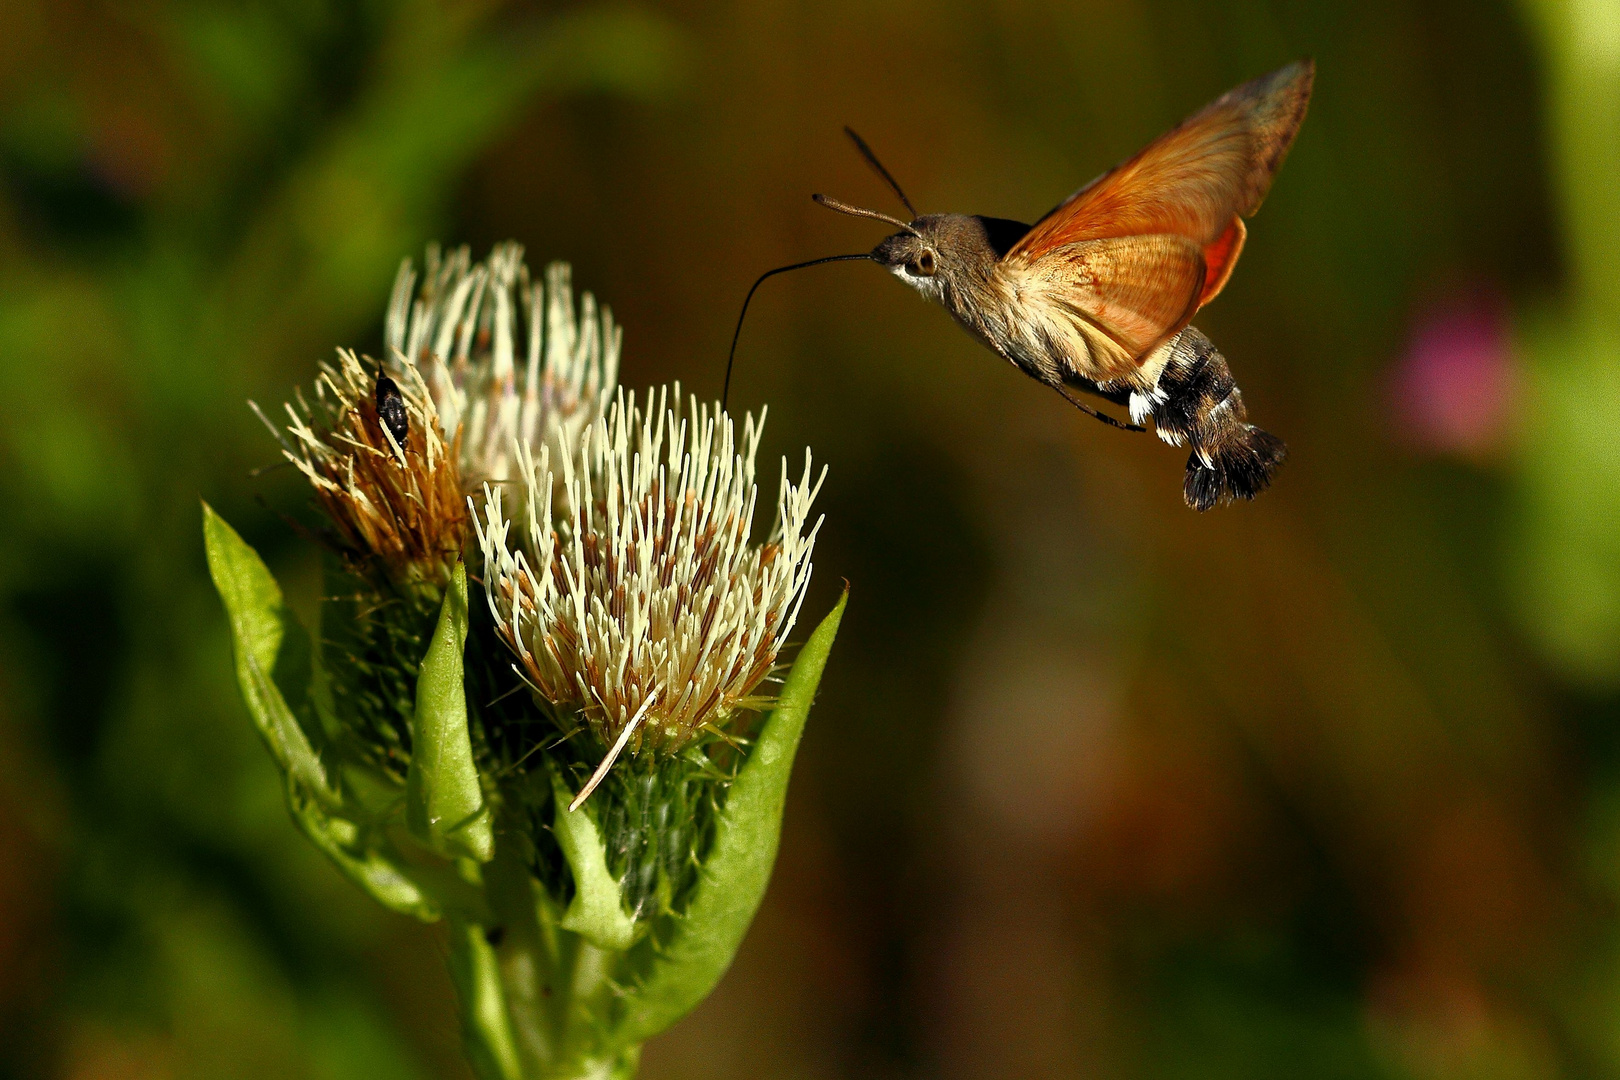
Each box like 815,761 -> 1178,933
915,251 -> 937,276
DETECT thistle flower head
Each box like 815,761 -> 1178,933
386,242 -> 621,486
258,244 -> 619,591
476,386 -> 824,802
256,348 -> 465,589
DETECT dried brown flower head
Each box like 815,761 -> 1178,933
256,349 -> 466,589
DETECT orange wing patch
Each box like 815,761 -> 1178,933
1002,60 -> 1312,368
1198,216 -> 1246,306
1011,234 -> 1206,382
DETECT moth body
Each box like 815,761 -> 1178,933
769,60 -> 1313,508
871,214 -> 1281,509
874,213 -> 1182,396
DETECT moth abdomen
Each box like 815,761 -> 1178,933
1152,335 -> 1233,444
1151,327 -> 1286,511
1184,425 -> 1287,511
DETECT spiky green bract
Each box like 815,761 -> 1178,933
319,555 -> 438,781
551,768 -> 638,950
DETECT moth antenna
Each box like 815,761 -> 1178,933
812,194 -> 920,236
843,127 -> 918,219
724,253 -> 875,411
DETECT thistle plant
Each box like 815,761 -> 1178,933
203,243 -> 842,1080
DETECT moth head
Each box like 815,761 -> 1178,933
871,227 -> 940,286
872,214 -> 1003,302
807,192 -> 944,298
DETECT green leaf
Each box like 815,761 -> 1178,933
204,501 -> 439,920
553,771 -> 637,952
407,562 -> 494,862
287,787 -> 442,922
613,590 -> 847,1046
202,501 -> 334,806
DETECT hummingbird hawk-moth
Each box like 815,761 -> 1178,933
726,60 -> 1314,511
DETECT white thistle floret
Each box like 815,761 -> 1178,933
386,242 -> 621,485
475,386 -> 825,804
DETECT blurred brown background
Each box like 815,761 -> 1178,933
5,0 -> 1619,1077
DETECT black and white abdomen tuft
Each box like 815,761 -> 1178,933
1144,327 -> 1287,511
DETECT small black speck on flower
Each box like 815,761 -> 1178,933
375,375 -> 409,446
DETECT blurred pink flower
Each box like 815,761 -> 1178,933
1390,293 -> 1520,459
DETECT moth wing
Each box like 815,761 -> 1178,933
1014,234 -> 1206,382
1003,61 -> 1310,366
1010,61 -> 1312,256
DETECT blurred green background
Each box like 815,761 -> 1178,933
3,0 -> 1619,1077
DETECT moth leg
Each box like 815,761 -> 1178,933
982,334 -> 1144,432
1053,383 -> 1145,432
1060,372 -> 1134,407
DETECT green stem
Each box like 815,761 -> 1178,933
467,834 -> 642,1079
